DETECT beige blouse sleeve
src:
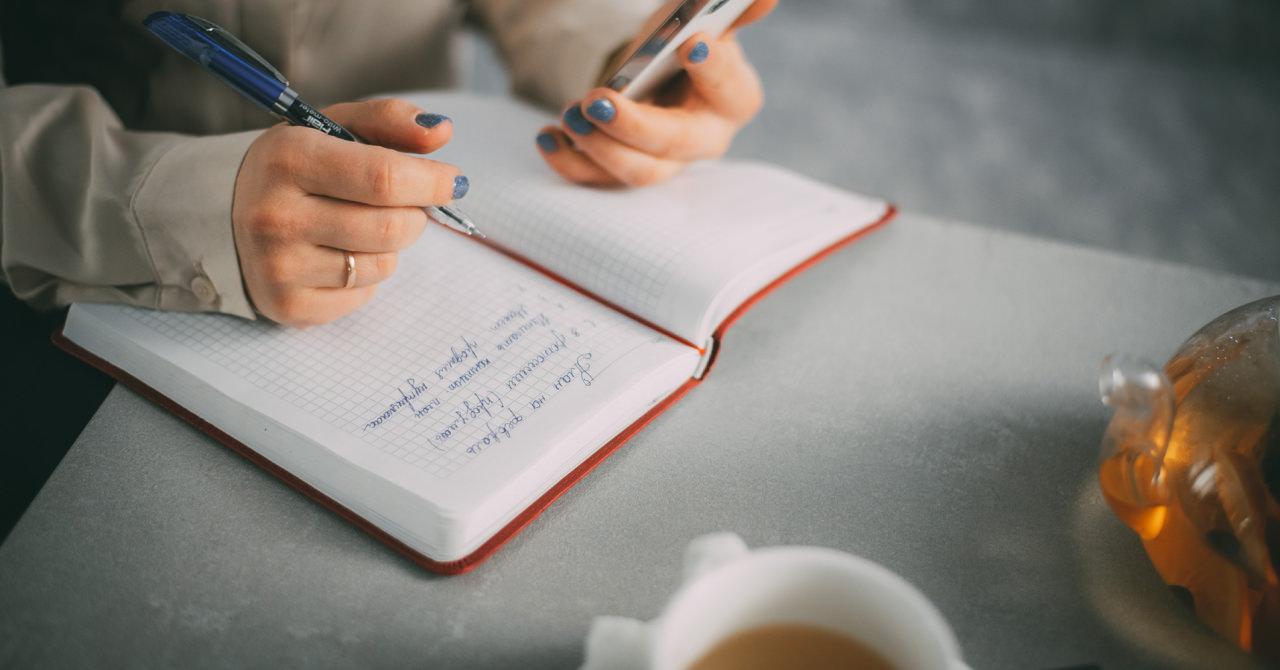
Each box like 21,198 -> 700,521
0,2 -> 661,319
470,0 -> 663,108
0,84 -> 259,318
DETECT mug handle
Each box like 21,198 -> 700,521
582,534 -> 749,670
682,532 -> 750,584
581,616 -> 651,670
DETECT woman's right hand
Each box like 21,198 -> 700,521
231,99 -> 467,327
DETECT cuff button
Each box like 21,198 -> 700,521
191,276 -> 217,302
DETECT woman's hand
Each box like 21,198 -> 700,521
536,0 -> 778,187
231,99 -> 467,327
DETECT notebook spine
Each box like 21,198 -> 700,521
692,336 -> 717,379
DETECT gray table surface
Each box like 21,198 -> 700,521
2,214 -> 1276,669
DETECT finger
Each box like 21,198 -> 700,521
559,114 -> 684,187
573,88 -> 734,161
289,130 -> 465,207
321,98 -> 453,154
272,286 -> 379,328
729,0 -> 778,33
535,128 -> 622,187
281,245 -> 400,289
679,33 -> 763,123
299,198 -> 429,253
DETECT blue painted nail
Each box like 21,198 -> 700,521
536,132 -> 559,153
586,98 -> 616,123
689,42 -> 709,64
416,112 -> 450,128
452,175 -> 470,199
562,105 -> 595,135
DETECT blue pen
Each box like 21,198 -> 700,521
143,11 -> 482,238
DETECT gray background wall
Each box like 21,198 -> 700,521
462,0 -> 1280,282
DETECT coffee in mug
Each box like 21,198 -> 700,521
688,622 -> 897,670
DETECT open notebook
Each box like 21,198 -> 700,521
57,92 -> 892,573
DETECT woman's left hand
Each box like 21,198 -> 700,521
537,0 -> 778,187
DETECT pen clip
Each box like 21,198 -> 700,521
185,14 -> 289,85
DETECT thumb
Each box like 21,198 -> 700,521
729,0 -> 778,33
320,98 -> 453,154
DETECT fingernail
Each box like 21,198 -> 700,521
536,132 -> 559,153
562,105 -> 595,135
586,98 -> 616,123
689,42 -> 710,64
416,112 -> 450,128
452,175 -> 470,199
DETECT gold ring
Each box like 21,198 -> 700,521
343,251 -> 357,289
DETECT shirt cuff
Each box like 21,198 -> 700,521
131,130 -> 261,320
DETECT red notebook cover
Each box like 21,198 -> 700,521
53,205 -> 895,575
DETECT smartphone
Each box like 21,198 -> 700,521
603,0 -> 755,101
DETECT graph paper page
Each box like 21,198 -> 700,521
67,226 -> 698,555
412,92 -> 889,344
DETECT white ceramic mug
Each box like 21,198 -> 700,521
582,533 -> 968,670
